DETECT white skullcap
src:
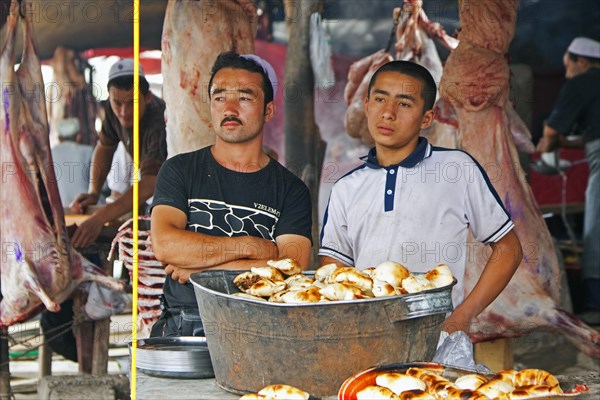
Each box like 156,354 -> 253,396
567,37 -> 600,59
57,118 -> 80,139
240,54 -> 278,97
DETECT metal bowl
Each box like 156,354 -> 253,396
190,270 -> 455,397
338,362 -> 590,400
131,336 -> 214,379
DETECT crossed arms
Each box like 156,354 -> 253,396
151,204 -> 312,284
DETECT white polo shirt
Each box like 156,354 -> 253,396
319,138 -> 514,305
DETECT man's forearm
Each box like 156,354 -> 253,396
447,231 -> 522,332
92,175 -> 156,224
170,258 -> 271,272
153,228 -> 277,269
88,144 -> 115,195
319,255 -> 351,268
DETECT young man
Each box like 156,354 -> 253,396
150,52 -> 312,337
320,61 -> 522,335
537,37 -> 600,322
70,59 -> 167,247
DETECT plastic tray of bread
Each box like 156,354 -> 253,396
338,362 -> 590,400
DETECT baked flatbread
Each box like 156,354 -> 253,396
402,275 -> 435,293
374,261 -> 411,287
267,259 -> 302,276
425,264 -> 454,288
257,384 -> 310,400
329,267 -> 373,293
314,263 -> 340,282
319,282 -> 365,301
233,272 -> 261,292
251,266 -> 285,282
284,274 -> 314,289
375,372 -> 426,395
455,374 -> 488,391
231,292 -> 268,302
356,385 -> 399,400
476,379 -> 514,398
246,278 -> 286,297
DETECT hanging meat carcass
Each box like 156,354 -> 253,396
393,0 -> 458,83
344,50 -> 394,147
437,0 -> 599,357
161,0 -> 257,157
0,0 -> 123,327
48,47 -> 98,146
344,0 -> 457,147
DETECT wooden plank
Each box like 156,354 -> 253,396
474,338 -> 514,372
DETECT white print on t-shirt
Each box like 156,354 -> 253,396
188,199 -> 279,240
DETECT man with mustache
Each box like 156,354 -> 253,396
149,52 -> 312,337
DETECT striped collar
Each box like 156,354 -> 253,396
361,137 -> 432,169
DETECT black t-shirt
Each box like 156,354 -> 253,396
546,68 -> 600,144
152,146 -> 312,309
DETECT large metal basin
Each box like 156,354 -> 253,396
190,270 -> 455,398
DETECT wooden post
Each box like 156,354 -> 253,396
0,327 -> 10,400
38,327 -> 53,378
73,289 -> 111,375
283,0 -> 326,265
91,319 -> 110,375
73,290 -> 94,374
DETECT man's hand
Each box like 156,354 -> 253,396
536,134 -> 560,153
249,238 -> 279,261
71,214 -> 104,248
537,123 -> 562,153
442,308 -> 472,334
165,265 -> 199,284
69,193 -> 99,214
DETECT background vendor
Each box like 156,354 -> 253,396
70,58 -> 167,248
537,37 -> 600,323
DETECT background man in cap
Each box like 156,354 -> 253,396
149,51 -> 312,337
537,37 -> 600,322
51,118 -> 93,207
70,58 -> 167,247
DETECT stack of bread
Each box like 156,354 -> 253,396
232,259 -> 454,303
355,366 -> 568,400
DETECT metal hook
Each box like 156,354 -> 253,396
385,12 -> 401,53
17,0 -> 26,19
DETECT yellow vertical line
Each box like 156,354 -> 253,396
131,1 -> 140,399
